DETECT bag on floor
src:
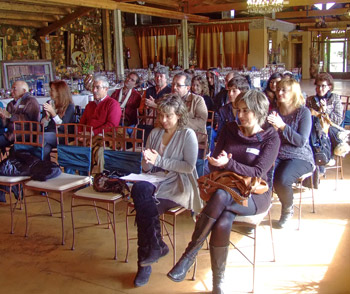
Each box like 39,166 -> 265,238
197,171 -> 268,207
93,170 -> 130,197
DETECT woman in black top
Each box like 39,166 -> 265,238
41,80 -> 75,160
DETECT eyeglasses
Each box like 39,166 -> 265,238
316,84 -> 329,89
173,83 -> 187,88
93,85 -> 106,90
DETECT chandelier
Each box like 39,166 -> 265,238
247,0 -> 284,14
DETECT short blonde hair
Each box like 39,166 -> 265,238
277,78 -> 304,108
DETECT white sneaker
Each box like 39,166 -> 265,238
337,130 -> 350,142
326,158 -> 336,166
334,142 -> 350,157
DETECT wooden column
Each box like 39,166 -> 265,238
36,36 -> 51,60
102,9 -> 113,71
113,9 -> 124,79
181,19 -> 189,69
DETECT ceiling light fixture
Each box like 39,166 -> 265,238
247,0 -> 284,15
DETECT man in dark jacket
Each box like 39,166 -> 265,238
0,81 -> 40,150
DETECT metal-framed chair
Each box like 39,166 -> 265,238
229,205 -> 275,293
0,121 -> 44,234
293,170 -> 315,230
23,124 -> 93,245
71,126 -> 144,259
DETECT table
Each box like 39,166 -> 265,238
0,94 -> 91,109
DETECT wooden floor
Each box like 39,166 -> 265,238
0,78 -> 350,294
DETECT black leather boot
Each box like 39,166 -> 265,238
139,215 -> 169,266
276,206 -> 294,229
210,245 -> 229,294
167,213 -> 216,282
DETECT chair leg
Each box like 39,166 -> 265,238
94,201 -> 101,225
71,196 -> 76,251
252,227 -> 257,293
298,181 -> 302,231
125,205 -> 131,263
23,187 -> 29,238
60,192 -> 65,245
9,186 -> 14,234
268,211 -> 276,262
112,202 -> 117,260
45,192 -> 53,216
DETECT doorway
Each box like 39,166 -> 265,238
328,39 -> 347,73
292,43 -> 302,68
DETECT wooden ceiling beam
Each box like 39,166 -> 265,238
37,0 -> 209,22
0,2 -> 69,15
189,0 -> 349,14
0,19 -> 48,28
276,8 -> 348,19
37,7 -> 93,36
14,0 -> 75,8
0,11 -> 58,22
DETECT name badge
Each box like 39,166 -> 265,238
19,105 -> 24,108
246,148 -> 260,155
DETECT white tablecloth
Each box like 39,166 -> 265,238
0,94 -> 91,109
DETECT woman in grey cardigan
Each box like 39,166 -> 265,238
131,93 -> 202,287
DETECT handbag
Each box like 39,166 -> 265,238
197,171 -> 268,207
93,170 -> 130,198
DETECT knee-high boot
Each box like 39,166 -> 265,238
210,245 -> 229,294
139,215 -> 169,267
167,213 -> 216,282
134,215 -> 152,287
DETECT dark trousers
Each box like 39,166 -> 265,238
273,158 -> 313,210
0,134 -> 11,152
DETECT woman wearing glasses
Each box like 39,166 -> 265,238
306,72 -> 346,157
267,78 -> 314,228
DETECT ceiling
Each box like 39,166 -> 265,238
0,0 -> 349,32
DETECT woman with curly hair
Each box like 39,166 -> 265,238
192,75 -> 213,112
131,93 -> 202,287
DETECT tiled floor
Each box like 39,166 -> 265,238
0,79 -> 350,294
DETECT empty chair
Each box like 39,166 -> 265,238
23,124 -> 93,245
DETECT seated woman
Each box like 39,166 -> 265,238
267,78 -> 314,229
167,90 -> 280,294
192,75 -> 213,112
41,80 -> 75,160
130,93 -> 202,287
264,72 -> 283,111
306,72 -> 345,157
217,75 -> 250,135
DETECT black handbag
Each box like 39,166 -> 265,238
93,170 -> 130,198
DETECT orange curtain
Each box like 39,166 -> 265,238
195,25 -> 222,69
195,23 -> 249,69
222,23 -> 249,69
134,27 -> 178,68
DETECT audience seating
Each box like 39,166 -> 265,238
23,124 -> 93,245
71,126 -> 144,260
0,121 -> 44,234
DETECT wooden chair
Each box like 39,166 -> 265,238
23,124 -> 93,245
0,121 -> 44,234
230,205 -> 275,293
71,126 -> 144,259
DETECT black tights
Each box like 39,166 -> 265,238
202,189 -> 257,247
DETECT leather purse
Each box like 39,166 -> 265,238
197,171 -> 269,207
93,170 -> 130,198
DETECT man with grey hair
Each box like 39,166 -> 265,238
141,65 -> 171,110
0,80 -> 40,151
172,72 -> 208,134
80,75 -> 122,135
